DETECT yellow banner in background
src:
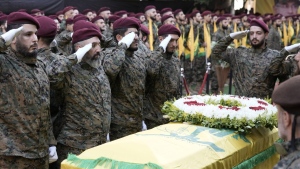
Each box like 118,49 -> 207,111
255,0 -> 274,15
62,123 -> 279,169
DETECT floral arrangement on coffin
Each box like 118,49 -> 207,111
162,95 -> 277,134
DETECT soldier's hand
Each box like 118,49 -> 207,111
229,30 -> 248,39
118,32 -> 135,48
75,43 -> 92,63
1,26 -> 23,45
285,43 -> 300,53
159,34 -> 172,53
49,146 -> 58,163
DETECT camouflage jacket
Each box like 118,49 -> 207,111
144,48 -> 181,124
55,30 -> 73,56
211,35 -> 290,99
47,54 -> 111,150
273,139 -> 300,169
103,44 -> 158,135
0,46 -> 55,158
267,26 -> 282,51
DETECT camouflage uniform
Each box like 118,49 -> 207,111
211,35 -> 290,99
273,139 -> 300,169
143,19 -> 158,50
101,34 -> 117,48
0,155 -> 48,169
103,44 -> 149,140
143,47 -> 181,129
37,48 -> 65,139
47,53 -> 111,164
0,41 -> 56,167
55,30 -> 73,56
211,27 -> 232,94
267,26 -> 282,51
183,23 -> 206,95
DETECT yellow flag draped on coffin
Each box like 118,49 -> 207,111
204,22 -> 211,58
176,23 -> 185,58
148,18 -> 154,51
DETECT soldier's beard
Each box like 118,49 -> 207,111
16,40 -> 38,58
222,25 -> 228,30
85,53 -> 102,68
251,39 -> 265,49
276,24 -> 281,27
150,16 -> 156,21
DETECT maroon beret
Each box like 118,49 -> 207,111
158,24 -> 181,36
140,24 -> 149,35
135,13 -> 144,19
232,15 -> 241,20
216,16 -> 227,24
56,10 -> 63,16
144,5 -> 156,12
109,15 -> 121,23
113,17 -> 140,30
72,28 -> 102,44
0,14 -> 7,21
191,10 -> 200,18
161,14 -> 173,24
272,75 -> 300,114
98,7 -> 110,15
17,9 -> 27,13
264,13 -> 273,17
173,9 -> 183,16
202,10 -> 212,17
7,12 -> 40,29
114,10 -> 127,17
160,8 -> 172,15
82,9 -> 93,15
73,14 -> 89,23
91,16 -> 104,23
31,9 -> 41,14
250,19 -> 269,32
65,18 -> 74,25
73,20 -> 98,32
128,12 -> 136,17
63,6 -> 74,14
36,16 -> 57,37
275,13 -> 283,18
271,16 -> 281,22
223,14 -> 232,18
48,15 -> 58,20
263,17 -> 271,23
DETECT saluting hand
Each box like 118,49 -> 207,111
1,26 -> 23,45
118,32 -> 135,48
229,30 -> 249,40
75,43 -> 92,63
159,34 -> 172,53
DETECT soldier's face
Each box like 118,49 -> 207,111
294,52 -> 300,75
80,37 -> 102,62
13,24 -> 38,58
101,11 -> 111,19
275,104 -> 290,140
95,19 -> 106,31
164,18 -> 176,26
139,15 -> 146,22
125,28 -> 139,51
86,12 -> 94,21
249,26 -> 267,48
165,34 -> 179,54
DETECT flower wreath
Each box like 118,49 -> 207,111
162,95 -> 277,134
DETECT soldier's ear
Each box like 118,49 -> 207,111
158,36 -> 163,42
116,34 -> 123,42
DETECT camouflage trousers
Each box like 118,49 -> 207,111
110,122 -> 142,141
55,143 -> 84,169
0,155 -> 48,169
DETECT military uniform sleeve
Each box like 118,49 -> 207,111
48,116 -> 57,145
56,31 -> 72,47
0,37 -> 7,52
46,54 -> 78,89
211,35 -> 235,64
269,49 -> 291,76
146,47 -> 164,77
103,44 -> 127,82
